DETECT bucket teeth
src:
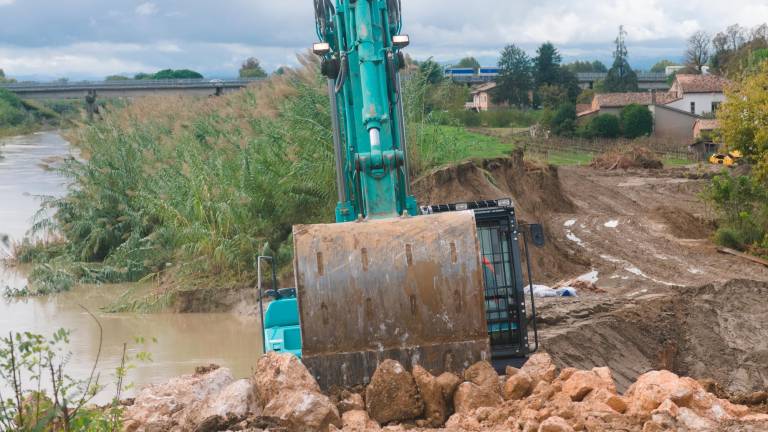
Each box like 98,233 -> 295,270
293,211 -> 490,389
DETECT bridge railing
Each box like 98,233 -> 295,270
0,78 -> 264,91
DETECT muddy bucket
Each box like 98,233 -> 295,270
293,211 -> 490,389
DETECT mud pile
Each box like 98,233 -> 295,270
122,352 -> 768,432
412,150 -> 589,282
589,148 -> 663,170
543,279 -> 768,398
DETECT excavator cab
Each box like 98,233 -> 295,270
421,199 -> 540,368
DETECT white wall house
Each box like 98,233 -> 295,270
665,74 -> 729,117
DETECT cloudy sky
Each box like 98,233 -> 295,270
1,0 -> 767,80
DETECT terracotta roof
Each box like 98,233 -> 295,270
693,119 -> 719,131
470,82 -> 497,95
576,104 -> 592,114
593,92 -> 679,108
674,74 -> 730,93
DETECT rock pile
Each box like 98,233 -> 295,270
122,352 -> 768,432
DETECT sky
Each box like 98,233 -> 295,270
0,0 -> 767,81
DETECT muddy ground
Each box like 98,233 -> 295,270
413,151 -> 768,401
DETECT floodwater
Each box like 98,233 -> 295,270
0,132 -> 263,403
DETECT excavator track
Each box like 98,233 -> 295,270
293,211 -> 490,389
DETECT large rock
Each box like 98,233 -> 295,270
337,391 -> 365,414
412,365 -> 448,427
453,382 -> 502,414
123,366 -> 234,432
180,378 -> 259,431
436,372 -> 462,401
538,416 -> 574,432
624,370 -> 749,421
263,388 -> 341,432
463,361 -> 501,395
252,352 -> 320,408
503,372 -> 533,400
520,353 -> 558,386
365,360 -> 423,424
561,368 -> 616,402
342,410 -> 381,431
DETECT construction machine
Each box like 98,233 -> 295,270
258,0 -> 542,390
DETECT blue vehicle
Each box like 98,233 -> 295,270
257,257 -> 302,358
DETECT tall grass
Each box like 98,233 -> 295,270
21,56 -> 489,294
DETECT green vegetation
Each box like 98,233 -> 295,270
604,26 -> 639,92
586,114 -> 621,138
0,327 -> 152,431
239,57 -> 268,78
448,109 -> 541,129
0,68 -> 17,83
650,59 -> 679,73
564,60 -> 607,73
495,44 -> 533,108
16,57 -> 521,298
706,59 -> 768,258
710,23 -> 768,77
134,69 -> 204,80
0,89 -> 67,137
454,57 -> 481,70
620,104 -> 653,138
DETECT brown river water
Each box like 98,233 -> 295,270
0,132 -> 263,403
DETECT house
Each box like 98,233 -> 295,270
649,103 -> 700,143
666,74 -> 730,116
693,118 -> 720,141
467,82 -> 503,112
577,91 -> 679,119
690,119 -> 721,160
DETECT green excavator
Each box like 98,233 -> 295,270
258,0 -> 543,390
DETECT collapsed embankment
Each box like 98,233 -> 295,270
122,350 -> 768,432
543,279 -> 768,398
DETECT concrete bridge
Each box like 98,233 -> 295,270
0,78 -> 263,100
576,72 -> 669,91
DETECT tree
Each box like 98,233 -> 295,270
0,69 -> 14,83
455,57 -> 481,70
718,61 -> 768,180
604,26 -> 638,92
105,75 -> 130,81
564,60 -> 607,73
533,42 -> 562,87
538,84 -> 569,109
239,57 -> 267,78
650,59 -> 678,73
685,31 -> 711,73
495,44 -> 532,107
620,104 -> 653,138
417,58 -> 444,85
588,114 -> 621,138
591,60 -> 608,73
549,103 -> 576,136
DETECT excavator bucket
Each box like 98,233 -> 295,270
293,211 -> 490,390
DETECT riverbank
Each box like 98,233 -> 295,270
0,131 -> 266,405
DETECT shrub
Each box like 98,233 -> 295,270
588,114 -> 621,138
704,172 -> 768,253
620,103 -> 653,138
550,103 -> 576,136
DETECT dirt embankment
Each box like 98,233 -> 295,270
413,150 -> 589,282
542,279 -> 768,398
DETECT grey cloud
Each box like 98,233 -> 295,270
0,0 -> 766,79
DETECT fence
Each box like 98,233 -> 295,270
518,135 -> 696,165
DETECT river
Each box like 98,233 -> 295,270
0,132 -> 263,403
